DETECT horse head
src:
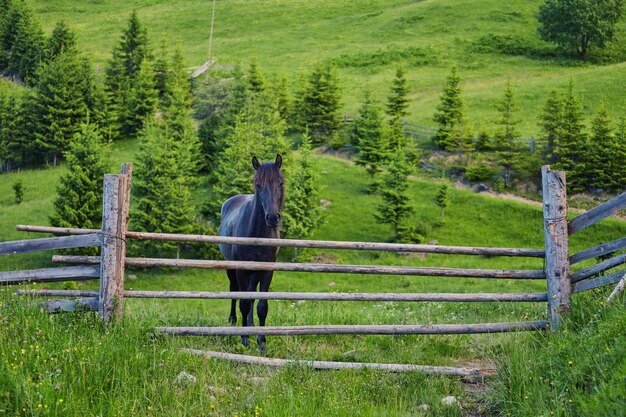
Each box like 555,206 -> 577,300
252,154 -> 285,228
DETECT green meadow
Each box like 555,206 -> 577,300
1,0 -> 626,415
29,0 -> 626,133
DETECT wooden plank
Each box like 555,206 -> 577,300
0,265 -> 100,285
570,237 -> 626,265
16,224 -> 545,258
52,255 -> 546,279
542,166 -> 571,331
570,253 -> 626,283
155,321 -> 549,336
99,174 -> 126,324
572,270 -> 625,293
0,234 -> 100,256
16,289 -> 549,303
568,191 -> 626,234
36,297 -> 98,314
180,348 -> 496,377
606,275 -> 625,303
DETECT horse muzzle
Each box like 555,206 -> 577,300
265,213 -> 281,228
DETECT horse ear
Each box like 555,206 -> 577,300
252,156 -> 260,170
275,154 -> 282,169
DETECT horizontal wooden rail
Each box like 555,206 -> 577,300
569,237 -> 626,265
0,265 -> 100,285
156,321 -> 549,336
0,234 -> 100,256
52,255 -> 546,279
16,224 -> 545,258
16,289 -> 549,303
571,253 -> 626,283
181,348 -> 496,377
573,270 -> 625,294
568,191 -> 626,235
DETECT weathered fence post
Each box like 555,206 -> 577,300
99,172 -> 130,324
115,163 -> 132,319
541,166 -> 571,331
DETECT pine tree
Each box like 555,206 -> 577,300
295,63 -> 341,146
50,123 -> 109,230
282,132 -> 322,243
33,52 -> 92,166
354,91 -> 387,192
435,182 -> 450,225
433,65 -> 473,152
587,105 -> 615,191
375,149 -> 414,240
554,80 -> 587,192
386,67 -> 409,125
539,90 -> 564,164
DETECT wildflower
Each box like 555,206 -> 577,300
599,301 -> 604,306
567,360 -> 573,366
58,399 -> 64,404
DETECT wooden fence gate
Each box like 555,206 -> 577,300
2,163 -> 625,375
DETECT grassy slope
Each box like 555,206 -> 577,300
29,0 -> 626,133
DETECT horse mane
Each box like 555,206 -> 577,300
253,162 -> 285,209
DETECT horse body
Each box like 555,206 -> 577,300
218,155 -> 284,352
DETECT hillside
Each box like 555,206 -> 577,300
28,0 -> 626,133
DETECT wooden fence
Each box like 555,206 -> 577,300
2,164 -> 626,372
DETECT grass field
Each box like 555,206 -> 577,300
2,148 -> 625,416
27,0 -> 626,134
2,1 -> 626,415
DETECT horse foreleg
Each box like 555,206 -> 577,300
227,269 -> 238,324
237,271 -> 252,348
256,272 -> 273,355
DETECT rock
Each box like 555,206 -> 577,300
175,371 -> 197,385
319,199 -> 332,210
417,404 -> 430,411
475,183 -> 491,193
441,395 -> 459,407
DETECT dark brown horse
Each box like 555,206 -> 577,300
218,155 -> 284,352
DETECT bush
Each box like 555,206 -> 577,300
465,161 -> 497,182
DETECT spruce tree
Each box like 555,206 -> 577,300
50,123 -> 109,230
433,65 -> 473,152
33,52 -> 92,166
539,90 -> 564,164
247,57 -> 265,95
613,116 -> 626,191
386,67 -> 409,125
354,91 -> 387,192
587,105 -> 615,191
2,0 -> 44,84
494,81 -> 522,187
45,20 -> 77,63
435,182 -> 450,225
296,63 -> 341,146
125,58 -> 158,136
131,121 -> 197,257
283,132 -> 322,243
554,80 -> 587,192
375,149 -> 414,241
103,11 -> 150,140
